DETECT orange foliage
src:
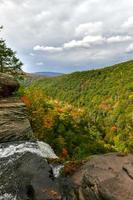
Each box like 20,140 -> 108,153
43,114 -> 54,129
60,148 -> 68,160
111,125 -> 118,132
56,107 -> 64,113
21,96 -> 30,106
41,189 -> 58,199
50,190 -> 58,199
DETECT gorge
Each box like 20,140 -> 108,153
0,72 -> 133,200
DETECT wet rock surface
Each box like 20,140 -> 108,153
0,98 -> 34,143
72,153 -> 133,200
0,141 -> 73,200
0,73 -> 19,97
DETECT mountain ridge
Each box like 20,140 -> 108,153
30,60 -> 133,153
33,71 -> 64,77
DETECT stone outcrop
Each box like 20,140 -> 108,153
0,141 -> 70,200
72,153 -> 133,200
0,73 -> 19,97
0,97 -> 34,142
0,72 -> 33,142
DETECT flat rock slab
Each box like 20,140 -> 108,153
0,98 -> 33,142
72,153 -> 133,200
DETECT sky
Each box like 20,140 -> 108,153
0,0 -> 133,73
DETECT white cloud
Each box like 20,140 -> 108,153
75,22 -> 103,36
63,39 -> 90,48
0,0 -> 133,72
64,35 -> 105,49
33,34 -> 133,54
63,35 -> 132,49
122,16 -> 133,29
107,35 -> 132,43
126,43 -> 133,53
33,45 -> 63,53
33,35 -> 105,52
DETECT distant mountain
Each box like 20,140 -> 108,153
34,72 -> 64,77
34,60 -> 133,107
24,72 -> 64,83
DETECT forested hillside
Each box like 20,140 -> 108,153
34,61 -> 133,107
27,60 -> 133,155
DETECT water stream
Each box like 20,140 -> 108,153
0,141 -> 64,200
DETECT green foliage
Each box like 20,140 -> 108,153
0,26 -> 23,76
30,60 -> 133,154
21,86 -> 111,160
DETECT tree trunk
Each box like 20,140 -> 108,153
0,58 -> 3,72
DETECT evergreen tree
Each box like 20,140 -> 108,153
0,26 -> 23,75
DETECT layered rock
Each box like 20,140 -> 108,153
0,97 -> 33,142
0,73 -> 19,97
72,153 -> 133,200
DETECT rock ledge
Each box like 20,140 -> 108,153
0,97 -> 33,142
72,153 -> 133,200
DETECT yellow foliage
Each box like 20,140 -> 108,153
43,113 -> 55,129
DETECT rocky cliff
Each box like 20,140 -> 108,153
0,98 -> 34,142
72,153 -> 133,200
0,73 -> 33,142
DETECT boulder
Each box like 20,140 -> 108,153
0,73 -> 19,97
0,98 -> 33,142
0,141 -> 72,200
72,153 -> 133,200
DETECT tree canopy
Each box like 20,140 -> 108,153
27,60 -> 133,155
0,26 -> 23,76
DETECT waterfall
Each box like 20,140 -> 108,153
0,141 -> 58,160
0,141 -> 64,200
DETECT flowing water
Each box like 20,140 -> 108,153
0,141 -> 63,200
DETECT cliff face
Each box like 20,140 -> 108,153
0,73 -> 33,142
0,98 -> 34,142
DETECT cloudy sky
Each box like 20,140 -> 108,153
0,0 -> 133,73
